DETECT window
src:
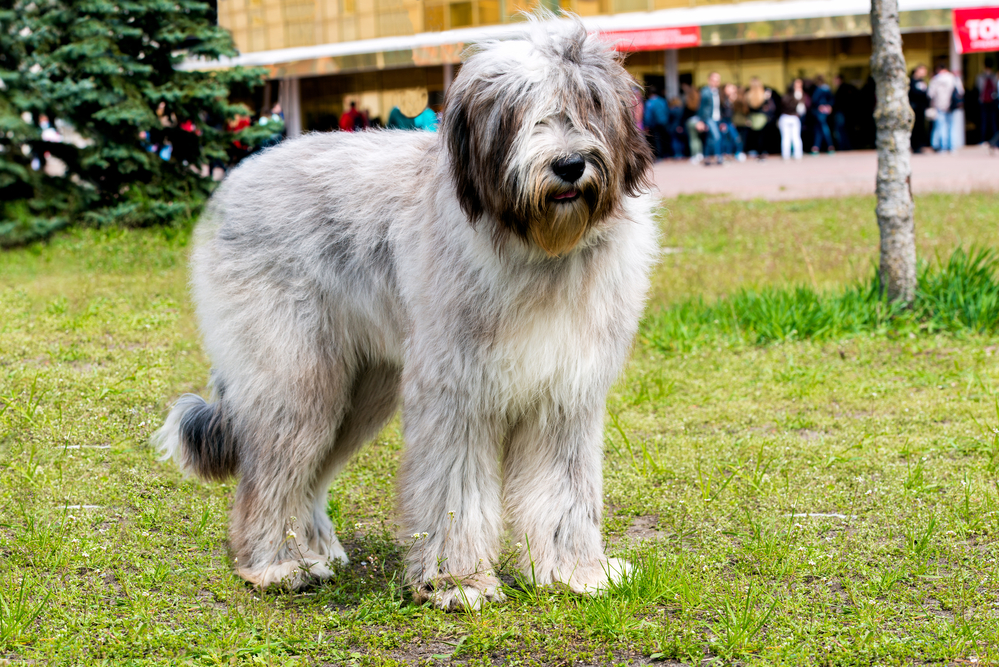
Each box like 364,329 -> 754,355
450,2 -> 472,28
424,4 -> 445,30
479,0 -> 500,24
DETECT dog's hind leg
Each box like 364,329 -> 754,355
227,361 -> 352,591
503,401 -> 629,595
306,360 -> 401,560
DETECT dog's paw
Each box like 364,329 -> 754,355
310,532 -> 348,563
413,574 -> 506,612
238,550 -> 346,591
553,557 -> 632,595
430,584 -> 506,612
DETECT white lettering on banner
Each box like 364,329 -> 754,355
967,18 -> 999,41
964,19 -> 999,40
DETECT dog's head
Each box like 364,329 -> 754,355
441,16 -> 653,257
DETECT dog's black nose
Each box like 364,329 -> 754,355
552,154 -> 585,183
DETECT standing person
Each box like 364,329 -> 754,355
643,86 -> 668,160
683,84 -> 704,164
259,103 -> 285,148
226,112 -> 251,164
666,96 -> 686,159
976,57 -> 998,145
720,83 -> 748,161
697,72 -> 725,165
151,101 -> 173,156
810,74 -> 835,154
859,76 -> 878,148
778,78 -> 808,160
832,74 -> 857,150
909,65 -> 930,153
387,106 -> 417,130
928,59 -> 964,153
744,77 -> 774,159
173,117 -> 202,166
413,107 -> 438,132
339,101 -> 360,132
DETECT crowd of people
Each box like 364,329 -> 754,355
639,57 -> 998,165
113,57 -> 999,179
340,101 -> 441,131
135,101 -> 285,179
639,71 -> 866,164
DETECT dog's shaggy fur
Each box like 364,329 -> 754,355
155,17 -> 657,610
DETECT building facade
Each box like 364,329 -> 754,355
203,0 -> 998,143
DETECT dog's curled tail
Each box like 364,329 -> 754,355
153,394 -> 239,481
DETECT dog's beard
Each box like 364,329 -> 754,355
528,185 -> 599,256
519,154 -> 609,256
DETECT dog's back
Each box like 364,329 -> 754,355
158,130 -> 434,481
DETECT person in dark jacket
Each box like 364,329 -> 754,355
643,87 -> 669,159
810,75 -> 835,153
859,76 -> 877,148
976,57 -> 998,145
832,74 -> 857,151
909,65 -> 930,153
696,71 -> 724,165
666,96 -> 686,159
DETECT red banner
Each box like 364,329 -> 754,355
596,26 -> 701,52
954,7 -> 999,54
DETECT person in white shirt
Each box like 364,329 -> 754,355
778,79 -> 809,160
927,59 -> 964,153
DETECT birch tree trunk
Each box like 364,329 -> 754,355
871,0 -> 916,304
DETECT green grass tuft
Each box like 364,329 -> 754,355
643,246 -> 999,353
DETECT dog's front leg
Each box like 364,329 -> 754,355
504,401 -> 629,594
398,377 -> 505,611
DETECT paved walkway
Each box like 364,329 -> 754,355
651,143 -> 999,201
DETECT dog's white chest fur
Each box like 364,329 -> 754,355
484,215 -> 656,412
492,291 -> 602,407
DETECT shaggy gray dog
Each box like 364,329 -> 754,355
155,16 -> 656,610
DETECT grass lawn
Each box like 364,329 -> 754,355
1,193 -> 998,665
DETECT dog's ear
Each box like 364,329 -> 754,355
442,78 -> 486,222
618,87 -> 654,197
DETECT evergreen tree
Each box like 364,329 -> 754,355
0,0 -> 274,246
0,2 -> 70,244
